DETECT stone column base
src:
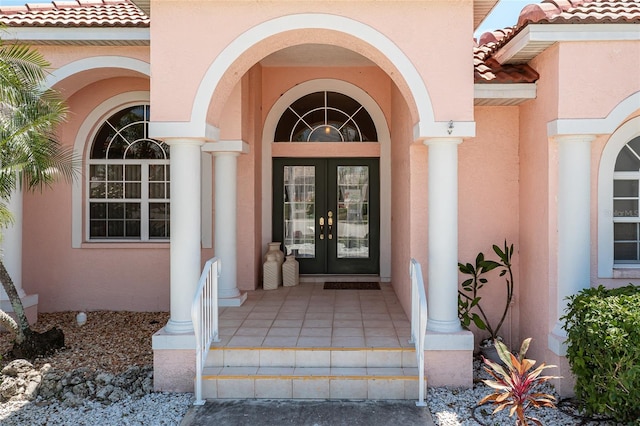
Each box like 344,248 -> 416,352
0,293 -> 38,331
152,328 -> 196,392
425,329 -> 474,388
219,292 -> 247,307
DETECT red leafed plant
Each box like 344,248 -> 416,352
479,338 -> 560,426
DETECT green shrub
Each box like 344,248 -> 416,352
562,284 -> 640,423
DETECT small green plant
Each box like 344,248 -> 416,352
458,240 -> 514,342
562,284 -> 640,423
479,338 -> 559,426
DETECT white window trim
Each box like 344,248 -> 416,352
73,92 -> 212,248
72,92 -> 150,248
598,116 -> 640,277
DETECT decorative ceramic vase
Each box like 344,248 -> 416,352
263,253 -> 280,290
282,255 -> 299,287
264,242 -> 285,284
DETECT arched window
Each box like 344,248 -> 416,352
613,135 -> 640,263
87,105 -> 170,241
274,91 -> 377,142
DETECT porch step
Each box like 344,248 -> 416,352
201,347 -> 425,400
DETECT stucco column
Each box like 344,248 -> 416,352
1,188 -> 25,299
0,186 -> 39,323
208,140 -> 249,307
424,137 -> 463,333
165,139 -> 203,334
549,134 -> 595,355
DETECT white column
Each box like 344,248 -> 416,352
424,137 -> 463,333
205,140 -> 249,307
0,187 -> 39,322
1,188 -> 25,299
215,152 -> 240,303
165,139 -> 203,334
550,134 -> 594,354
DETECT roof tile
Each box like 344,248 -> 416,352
518,0 -> 640,26
475,0 -> 639,82
0,0 -> 148,27
474,43 -> 540,84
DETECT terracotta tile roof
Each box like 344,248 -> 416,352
517,0 -> 640,26
0,0 -> 148,27
474,40 -> 540,84
474,0 -> 639,81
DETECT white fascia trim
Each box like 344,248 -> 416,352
548,92 -> 640,137
415,121 -> 476,141
202,140 -> 250,154
5,27 -> 149,43
474,83 -> 537,100
494,24 -> 640,64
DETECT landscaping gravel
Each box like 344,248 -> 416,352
0,312 -> 622,425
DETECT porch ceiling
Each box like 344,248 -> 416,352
259,44 -> 376,68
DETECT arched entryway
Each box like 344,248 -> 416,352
262,80 -> 391,279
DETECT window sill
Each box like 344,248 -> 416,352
613,267 -> 640,279
80,242 -> 169,249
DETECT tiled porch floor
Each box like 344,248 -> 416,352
215,282 -> 412,349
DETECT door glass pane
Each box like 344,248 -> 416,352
283,166 -> 315,258
336,166 -> 369,258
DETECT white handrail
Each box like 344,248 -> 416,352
191,257 -> 221,406
409,258 -> 428,407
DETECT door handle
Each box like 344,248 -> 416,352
319,216 -> 325,240
327,211 -> 333,240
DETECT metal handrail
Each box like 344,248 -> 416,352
409,258 -> 428,407
191,257 -> 221,406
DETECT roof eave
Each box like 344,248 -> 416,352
474,0 -> 500,30
494,23 -> 640,65
3,26 -> 150,46
474,82 -> 537,106
131,0 -> 149,16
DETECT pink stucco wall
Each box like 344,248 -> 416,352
391,84 -> 416,315
460,106 -> 520,349
557,41 -> 640,120
22,75 -> 173,312
517,45 -> 559,366
149,0 -> 474,128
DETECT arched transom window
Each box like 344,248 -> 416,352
613,135 -> 640,262
87,105 -> 170,241
275,91 -> 377,142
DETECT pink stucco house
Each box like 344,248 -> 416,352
0,0 -> 639,399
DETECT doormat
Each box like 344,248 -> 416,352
324,282 -> 380,290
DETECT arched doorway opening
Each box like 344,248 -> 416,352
263,81 -> 391,278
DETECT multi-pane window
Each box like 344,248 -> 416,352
274,91 -> 377,142
613,136 -> 640,262
88,105 -> 170,241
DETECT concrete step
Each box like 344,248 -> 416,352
200,347 -> 425,400
205,347 -> 418,369
201,366 -> 426,399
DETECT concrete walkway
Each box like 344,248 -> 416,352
180,399 -> 435,426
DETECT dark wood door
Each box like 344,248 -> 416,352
273,158 -> 380,274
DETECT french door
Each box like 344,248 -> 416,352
273,158 -> 380,274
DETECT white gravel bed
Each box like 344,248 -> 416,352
427,386 -> 614,426
0,392 -> 193,426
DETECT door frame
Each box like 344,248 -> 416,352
261,79 -> 392,280
273,157 -> 380,275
